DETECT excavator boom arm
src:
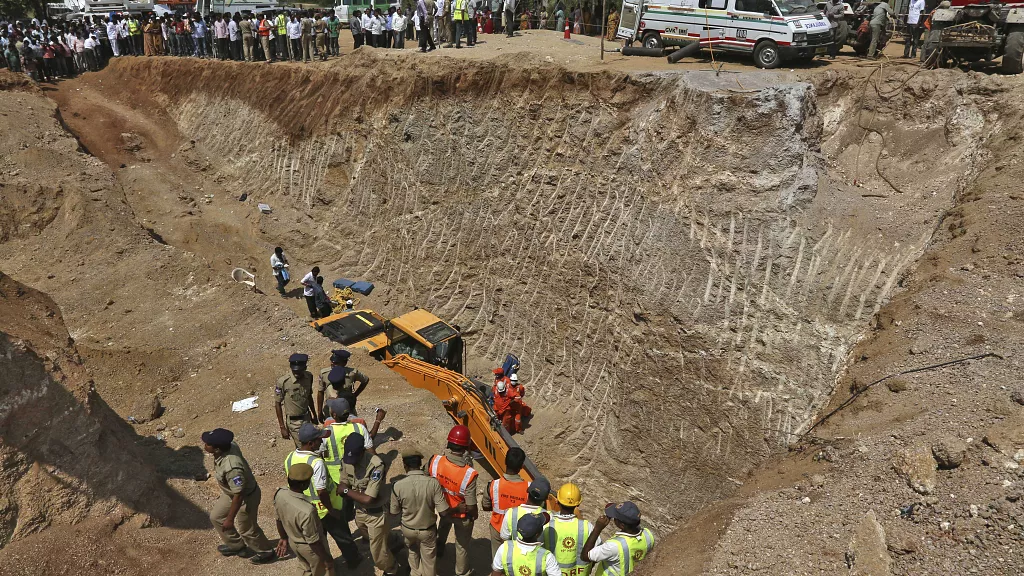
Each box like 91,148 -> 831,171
382,354 -> 557,508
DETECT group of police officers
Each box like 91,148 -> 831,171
200,350 -> 655,576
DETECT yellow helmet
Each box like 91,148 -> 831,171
557,483 -> 582,507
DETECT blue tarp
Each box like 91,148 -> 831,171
350,281 -> 374,295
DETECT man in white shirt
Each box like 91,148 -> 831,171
361,11 -> 373,47
301,266 -> 320,318
287,15 -> 301,60
491,513 -> 561,576
270,247 -> 289,295
106,19 -> 119,56
392,9 -> 407,49
903,0 -> 926,59
581,502 -> 655,576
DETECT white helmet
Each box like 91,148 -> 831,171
509,373 -> 519,382
496,381 -> 507,393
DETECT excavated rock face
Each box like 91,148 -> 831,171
91,57 -> 988,528
0,273 -> 199,546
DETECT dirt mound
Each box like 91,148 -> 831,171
0,70 -> 38,94
0,271 -> 207,548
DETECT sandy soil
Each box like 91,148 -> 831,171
0,30 -> 1022,576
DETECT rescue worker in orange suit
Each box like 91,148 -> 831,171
482,447 -> 528,556
492,372 -> 519,434
509,373 -> 532,424
428,425 -> 479,576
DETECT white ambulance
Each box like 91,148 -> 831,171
616,0 -> 833,68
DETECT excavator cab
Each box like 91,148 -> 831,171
385,309 -> 464,374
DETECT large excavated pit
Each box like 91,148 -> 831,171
2,53 -> 1020,574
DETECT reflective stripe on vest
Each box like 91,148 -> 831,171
284,451 -> 328,519
428,455 -> 477,518
503,505 -> 541,539
323,421 -> 368,479
603,529 -> 654,576
503,541 -> 551,576
259,20 -> 271,36
127,20 -> 139,34
276,14 -> 287,34
544,517 -> 591,575
490,478 -> 529,532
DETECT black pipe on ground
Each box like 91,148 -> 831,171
667,42 -> 701,64
621,46 -> 665,57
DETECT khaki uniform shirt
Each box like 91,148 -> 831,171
274,488 -> 324,545
343,453 -> 387,510
389,469 -> 449,529
301,17 -> 313,34
318,366 -> 368,397
276,371 -> 314,418
214,442 -> 257,497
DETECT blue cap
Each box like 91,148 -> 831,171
328,366 -> 348,385
201,428 -> 233,446
517,513 -> 549,539
331,349 -> 351,364
605,501 -> 642,525
342,432 -> 365,464
289,353 -> 309,365
326,397 -> 351,415
298,422 -> 329,444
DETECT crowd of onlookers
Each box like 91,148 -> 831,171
1,2 -> 593,80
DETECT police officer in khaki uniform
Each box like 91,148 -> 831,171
337,433 -> 399,576
276,353 -> 318,448
274,462 -> 336,576
389,447 -> 458,576
202,428 -> 276,563
316,349 -> 369,423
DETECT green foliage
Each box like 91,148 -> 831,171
1,0 -> 46,19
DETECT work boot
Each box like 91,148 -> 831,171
217,545 -> 244,557
236,548 -> 256,559
250,551 -> 276,564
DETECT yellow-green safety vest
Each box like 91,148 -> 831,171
502,541 -> 554,576
601,529 -> 654,576
544,516 -> 594,576
127,19 -> 140,34
323,421 -> 368,483
276,14 -> 287,34
503,504 -> 544,540
283,451 -> 331,518
453,0 -> 468,20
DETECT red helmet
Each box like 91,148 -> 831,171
447,425 -> 471,448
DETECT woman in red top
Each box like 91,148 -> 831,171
42,42 -> 57,81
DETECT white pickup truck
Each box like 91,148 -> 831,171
616,0 -> 833,68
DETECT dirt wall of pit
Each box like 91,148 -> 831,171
58,56 -> 996,530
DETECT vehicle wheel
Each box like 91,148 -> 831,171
642,32 -> 663,50
754,40 -> 782,69
1002,30 -> 1024,74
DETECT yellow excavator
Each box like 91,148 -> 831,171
311,308 -> 555,505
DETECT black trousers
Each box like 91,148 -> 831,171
291,37 -> 301,59
903,23 -> 921,57
321,512 -> 361,564
505,10 -> 515,36
305,295 -> 318,318
353,33 -> 363,48
419,20 -> 435,50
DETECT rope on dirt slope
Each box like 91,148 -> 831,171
800,351 -> 1003,439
